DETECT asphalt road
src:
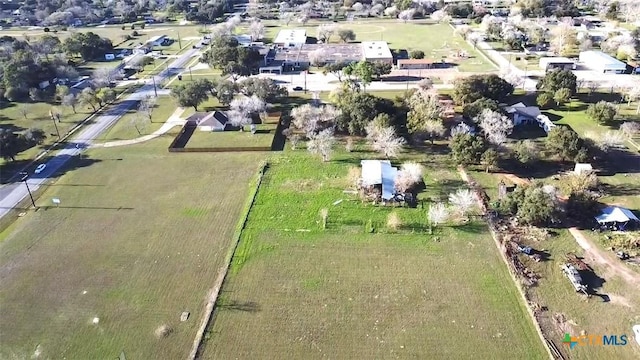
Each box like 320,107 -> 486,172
0,48 -> 198,219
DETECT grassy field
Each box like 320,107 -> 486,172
0,135 -> 265,359
249,19 -> 495,72
95,96 -> 178,142
199,145 -> 547,359
0,101 -> 92,180
186,122 -> 278,149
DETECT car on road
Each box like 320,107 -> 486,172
293,86 -> 303,91
34,164 -> 46,174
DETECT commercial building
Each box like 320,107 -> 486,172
578,50 -> 627,74
397,58 -> 450,70
361,41 -> 393,65
273,29 -> 307,47
539,57 -> 574,71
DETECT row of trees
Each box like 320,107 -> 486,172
170,77 -> 288,111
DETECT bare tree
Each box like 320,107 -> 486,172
366,122 -> 406,158
620,121 -> 640,138
448,189 -> 477,220
384,6 -> 399,17
398,9 -> 416,23
282,128 -> 302,150
450,122 -> 472,136
138,95 -> 156,122
417,78 -> 434,92
18,105 -> 29,119
49,107 -> 62,122
229,95 -> 267,131
291,104 -> 340,136
307,128 -> 335,161
62,93 -> 77,113
308,48 -> 326,66
586,81 -> 599,95
316,24 -> 336,43
395,162 -> 423,193
598,131 -> 625,152
476,109 -> 513,145
249,19 -> 265,41
550,19 -> 577,56
130,114 -> 148,135
428,202 -> 449,232
370,4 -> 385,17
279,12 -> 295,26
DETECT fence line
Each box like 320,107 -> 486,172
188,162 -> 268,360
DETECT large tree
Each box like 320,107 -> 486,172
449,133 -> 486,165
587,101 -> 617,125
239,78 -> 288,102
453,74 -> 514,105
170,80 -> 210,111
545,126 -> 583,161
63,32 -> 113,61
331,88 -> 397,136
536,69 -> 577,94
201,36 -> 262,79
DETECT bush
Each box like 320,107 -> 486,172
130,24 -> 136,30
43,27 -> 50,32
587,101 -> 617,125
536,92 -> 553,109
131,30 -> 139,37
410,50 -> 425,59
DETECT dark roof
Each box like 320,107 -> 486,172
187,111 -> 229,129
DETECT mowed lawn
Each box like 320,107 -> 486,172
0,136 -> 265,359
254,20 -> 495,72
200,149 -> 547,359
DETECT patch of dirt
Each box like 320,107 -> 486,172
568,227 -> 640,288
607,293 -> 633,308
154,324 -> 173,339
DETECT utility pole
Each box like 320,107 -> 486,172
19,173 -> 36,208
189,66 -> 193,81
304,70 -> 307,93
152,76 -> 158,97
51,115 -> 60,139
177,31 -> 182,49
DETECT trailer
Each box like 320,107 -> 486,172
561,263 -> 588,295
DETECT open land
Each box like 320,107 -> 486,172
0,135 -> 265,359
198,145 -> 547,359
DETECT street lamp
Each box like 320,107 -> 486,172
19,172 -> 36,208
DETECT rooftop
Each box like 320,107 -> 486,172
361,41 -> 392,59
579,50 -> 627,68
272,43 -> 363,64
274,29 -> 307,45
398,58 -> 435,65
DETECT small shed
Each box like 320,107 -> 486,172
595,206 -> 639,229
539,57 -> 575,71
574,163 -> 593,174
360,160 -> 399,201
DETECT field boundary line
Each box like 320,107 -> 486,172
188,161 -> 268,360
457,166 -> 558,360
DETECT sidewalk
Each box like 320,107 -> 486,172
92,107 -> 186,148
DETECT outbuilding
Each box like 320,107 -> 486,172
539,57 -> 574,71
579,50 -> 627,74
397,58 -> 449,70
273,29 -> 307,48
361,41 -> 393,65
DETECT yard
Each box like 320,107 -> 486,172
186,124 -> 278,149
198,146 -> 547,359
0,101 -> 92,182
94,95 -> 178,142
0,135 -> 266,359
248,19 -> 495,72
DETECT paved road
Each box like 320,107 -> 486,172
0,48 -> 199,219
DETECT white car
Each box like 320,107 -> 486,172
34,164 -> 46,174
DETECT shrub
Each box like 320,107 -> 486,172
410,50 -> 425,59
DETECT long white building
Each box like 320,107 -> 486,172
579,50 -> 627,74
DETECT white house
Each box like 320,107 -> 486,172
504,103 -> 542,125
579,50 -> 627,74
361,41 -> 393,65
273,29 -> 307,47
187,111 -> 231,132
